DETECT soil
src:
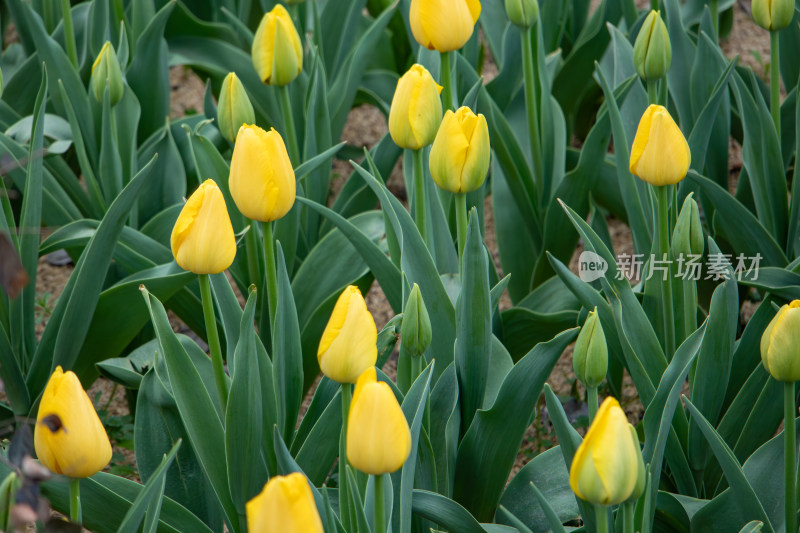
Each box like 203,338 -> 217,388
27,0 -> 771,499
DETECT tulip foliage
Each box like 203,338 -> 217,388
1,0 -> 800,532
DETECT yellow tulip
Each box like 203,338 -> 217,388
252,5 -> 303,86
90,41 -> 124,106
217,73 -> 255,143
569,397 -> 639,505
34,366 -> 112,478
752,0 -> 793,31
429,107 -> 491,194
246,473 -> 324,533
410,0 -> 481,52
761,300 -> 800,382
229,125 -> 296,222
389,64 -> 443,150
629,104 -> 691,186
347,367 -> 412,475
317,285 -> 377,383
170,179 -> 237,275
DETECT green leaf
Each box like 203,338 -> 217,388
411,490 -> 487,533
117,441 -> 181,533
454,328 -> 578,521
498,308 -> 578,362
142,287 -> 238,530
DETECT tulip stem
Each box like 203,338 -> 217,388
455,193 -> 468,270
522,25 -> 545,206
199,274 -> 229,411
61,0 -> 78,69
374,473 -> 386,533
412,148 -> 427,243
69,478 -> 82,525
246,221 -> 261,294
440,51 -> 454,111
340,384 -> 353,530
278,85 -> 301,166
594,504 -> 610,533
588,386 -> 599,421
647,79 -> 658,106
785,381 -> 797,533
262,221 -> 279,329
656,186 -> 675,357
770,31 -> 781,141
623,501 -> 635,533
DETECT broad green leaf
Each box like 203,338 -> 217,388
411,490 -> 487,533
117,441 -> 181,533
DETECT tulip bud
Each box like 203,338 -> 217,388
246,473 -> 324,533
317,285 -> 378,383
90,41 -> 124,106
429,107 -> 491,194
229,125 -> 296,222
671,194 -> 704,257
632,11 -> 672,81
410,0 -> 481,52
347,367 -> 412,475
569,397 -> 639,505
505,0 -> 539,28
752,0 -> 793,31
217,73 -> 255,143
170,179 -> 237,275
629,104 -> 691,186
400,283 -> 432,358
572,308 -> 608,389
34,366 -> 112,478
628,424 -> 646,501
761,300 -> 800,382
252,5 -> 303,86
389,64 -> 443,150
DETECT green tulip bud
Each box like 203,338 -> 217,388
633,10 -> 672,81
671,193 -> 704,258
505,0 -> 539,28
573,308 -> 608,388
761,301 -> 800,382
217,72 -> 256,143
90,42 -> 124,106
752,0 -> 793,31
400,284 -> 432,358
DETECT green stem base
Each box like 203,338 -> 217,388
69,477 -> 82,525
199,274 -> 229,410
786,381 -> 797,533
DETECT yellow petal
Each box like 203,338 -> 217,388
246,473 -> 324,533
317,286 -> 378,383
347,367 -> 412,475
252,12 -> 275,83
389,64 -> 443,150
762,301 -> 800,381
170,180 -> 237,274
629,104 -> 690,186
430,110 -> 471,193
252,5 -> 302,86
459,112 -> 490,193
409,0 -> 477,52
229,125 -> 296,222
34,366 -> 112,478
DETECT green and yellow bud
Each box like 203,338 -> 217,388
752,0 -> 793,31
252,5 -> 303,86
217,73 -> 255,143
400,283 -> 432,358
573,308 -> 608,389
633,11 -> 672,81
429,107 -> 491,194
90,41 -> 124,106
671,194 -> 704,257
761,301 -> 800,382
505,0 -> 539,28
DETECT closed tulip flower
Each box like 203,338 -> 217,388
752,0 -> 793,31
252,5 -> 303,86
246,473 -> 324,533
34,366 -> 112,478
217,73 -> 255,143
170,179 -> 236,275
347,367 -> 412,475
389,64 -> 443,150
629,104 -> 691,186
633,11 -> 672,81
761,301 -> 800,382
229,125 -> 296,222
569,397 -> 639,505
429,107 -> 491,194
90,41 -> 124,106
410,0 -> 481,52
318,285 -> 378,383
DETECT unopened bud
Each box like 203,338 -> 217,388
400,284 -> 432,358
90,42 -> 124,106
573,308 -> 608,388
633,10 -> 672,81
671,193 -> 704,257
505,0 -> 539,28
